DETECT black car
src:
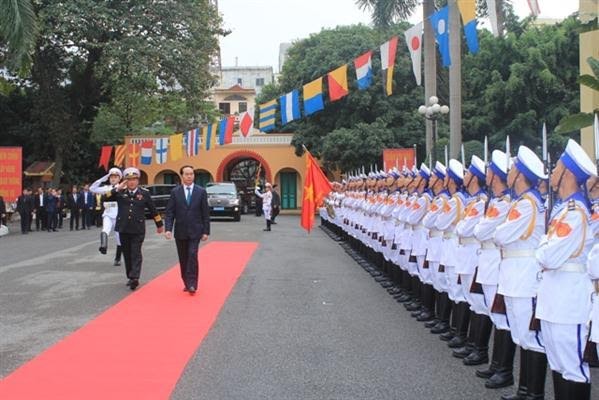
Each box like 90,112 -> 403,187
142,184 -> 176,216
206,182 -> 241,221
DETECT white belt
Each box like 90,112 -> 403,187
480,241 -> 496,249
459,237 -> 479,245
103,202 -> 117,209
429,230 -> 443,238
443,232 -> 456,239
558,263 -> 586,273
382,216 -> 392,221
501,248 -> 535,259
412,224 -> 425,231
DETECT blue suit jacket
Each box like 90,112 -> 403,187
165,185 -> 210,240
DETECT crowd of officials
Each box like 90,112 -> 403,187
12,185 -> 107,234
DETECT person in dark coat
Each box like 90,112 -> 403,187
45,188 -> 58,232
271,184 -> 281,224
66,185 -> 80,230
79,184 -> 95,229
16,189 -> 33,234
165,165 -> 210,294
112,168 -> 164,290
0,195 -> 6,226
34,187 -> 46,231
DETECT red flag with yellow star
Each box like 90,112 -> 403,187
301,149 -> 332,232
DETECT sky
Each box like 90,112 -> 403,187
218,0 -> 580,72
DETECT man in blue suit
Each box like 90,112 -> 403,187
165,165 -> 210,295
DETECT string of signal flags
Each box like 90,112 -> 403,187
96,0 -> 542,170
258,0 -> 545,131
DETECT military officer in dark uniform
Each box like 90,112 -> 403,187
112,167 -> 164,290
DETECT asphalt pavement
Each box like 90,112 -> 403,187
1,215 -> 598,399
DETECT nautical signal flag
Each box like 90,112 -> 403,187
457,0 -> 479,54
127,143 -> 141,167
239,110 -> 253,137
218,116 -> 235,145
327,64 -> 349,102
280,89 -> 300,125
155,138 -> 168,164
380,36 -> 398,96
354,51 -> 373,90
404,23 -> 423,86
300,149 -> 332,233
303,77 -> 324,116
259,100 -> 277,132
185,128 -> 200,157
170,133 -> 183,161
114,144 -> 126,167
203,123 -> 217,151
98,146 -> 112,171
140,141 -> 153,165
430,6 -> 451,67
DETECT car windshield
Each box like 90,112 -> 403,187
206,184 -> 236,196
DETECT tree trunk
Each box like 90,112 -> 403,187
423,0 -> 436,157
449,0 -> 462,159
52,146 -> 64,187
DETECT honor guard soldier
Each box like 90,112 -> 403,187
423,162 -> 452,334
587,175 -> 599,366
435,160 -> 471,350
473,150 -> 516,389
90,167 -> 123,265
494,145 -> 547,400
454,155 -> 490,365
535,139 -> 597,399
112,167 -> 164,290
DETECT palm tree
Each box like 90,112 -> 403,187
356,0 -> 436,155
0,0 -> 38,69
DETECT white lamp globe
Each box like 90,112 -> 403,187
431,103 -> 441,113
418,105 -> 427,115
440,105 -> 449,114
429,96 -> 439,105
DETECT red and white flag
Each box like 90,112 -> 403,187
404,23 -> 423,86
528,0 -> 541,16
239,110 -> 254,137
380,36 -> 398,96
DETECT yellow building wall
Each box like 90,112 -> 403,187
124,133 -> 306,209
579,19 -> 598,156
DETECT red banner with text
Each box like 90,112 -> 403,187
0,147 -> 22,202
383,148 -> 416,171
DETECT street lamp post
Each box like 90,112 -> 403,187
418,96 -> 449,163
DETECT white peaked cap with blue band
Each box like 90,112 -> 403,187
514,145 -> 547,185
468,155 -> 486,180
448,159 -> 464,185
490,150 -> 511,181
559,139 -> 597,185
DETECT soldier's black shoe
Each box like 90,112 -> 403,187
499,388 -> 526,400
99,232 -> 108,254
485,370 -> 514,389
453,345 -> 474,359
405,302 -> 421,311
129,279 -> 139,290
476,364 -> 497,379
126,279 -> 134,287
396,294 -> 412,303
416,311 -> 434,322
188,286 -> 196,295
431,322 -> 450,335
464,350 -> 489,366
374,275 -> 388,282
410,308 -> 424,318
447,336 -> 466,348
113,259 -> 121,266
424,318 -> 439,328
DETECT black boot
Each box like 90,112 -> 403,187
448,302 -> 470,348
486,329 -> 516,388
464,314 -> 492,366
552,371 -> 562,400
499,348 -> 527,399
561,379 -> 591,400
263,219 -> 271,231
524,350 -> 547,400
477,328 -> 502,379
113,245 -> 122,266
99,232 -> 108,254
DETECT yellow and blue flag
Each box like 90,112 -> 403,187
429,6 -> 451,67
259,100 -> 277,132
303,77 -> 324,116
457,0 -> 479,54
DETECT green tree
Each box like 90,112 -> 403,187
0,0 -> 37,70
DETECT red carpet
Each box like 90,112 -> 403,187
0,241 -> 258,399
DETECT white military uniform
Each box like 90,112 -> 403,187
536,139 -> 597,386
90,170 -> 121,247
255,187 -> 272,221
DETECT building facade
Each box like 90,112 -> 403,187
218,66 -> 274,95
125,133 -> 305,210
